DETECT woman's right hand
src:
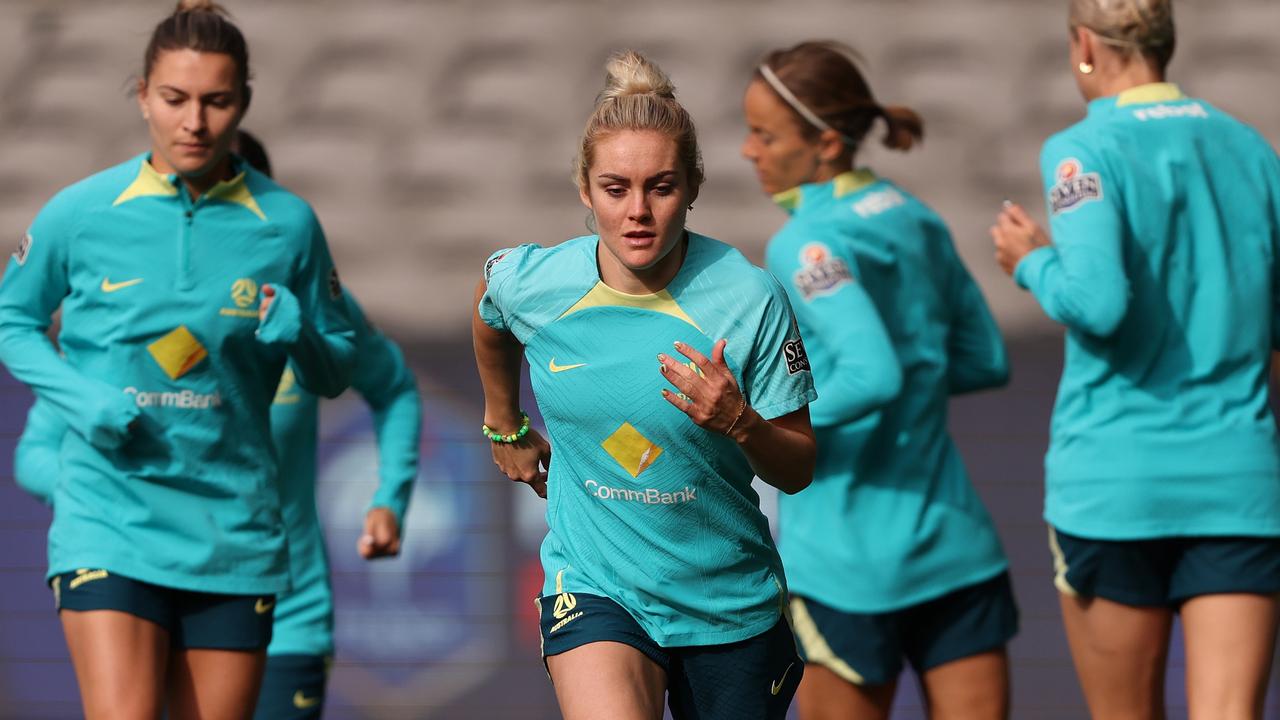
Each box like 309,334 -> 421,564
490,426 -> 552,498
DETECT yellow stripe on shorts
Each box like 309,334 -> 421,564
789,596 -> 865,685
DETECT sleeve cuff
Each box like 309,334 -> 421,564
255,285 -> 303,345
1013,246 -> 1055,292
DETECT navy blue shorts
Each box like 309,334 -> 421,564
537,592 -> 801,720
51,569 -> 274,650
789,572 -> 1019,687
1049,527 -> 1280,607
254,654 -> 329,720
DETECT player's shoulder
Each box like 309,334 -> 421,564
40,155 -> 149,219
483,235 -> 595,285
245,169 -> 323,235
687,231 -> 787,304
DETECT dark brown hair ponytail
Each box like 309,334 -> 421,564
758,41 -> 923,155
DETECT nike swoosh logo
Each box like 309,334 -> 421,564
771,661 -> 795,696
254,598 -> 275,615
549,358 -> 587,373
293,690 -> 320,709
101,277 -> 143,292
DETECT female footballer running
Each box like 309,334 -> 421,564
744,41 -> 1017,720
0,3 -> 354,717
992,1 -> 1280,717
473,50 -> 817,720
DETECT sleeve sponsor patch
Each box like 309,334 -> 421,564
14,232 -> 31,265
1049,158 -> 1103,215
793,242 -> 853,301
782,337 -> 811,375
852,188 -> 906,218
328,267 -> 342,300
484,251 -> 508,281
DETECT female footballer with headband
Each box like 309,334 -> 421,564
744,40 -> 1017,720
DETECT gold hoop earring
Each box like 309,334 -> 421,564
1078,62 -> 1094,75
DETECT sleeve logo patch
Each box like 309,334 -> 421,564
793,243 -> 853,301
14,232 -> 31,265
852,188 -> 906,218
1050,158 -> 1103,215
484,252 -> 508,281
782,338 -> 811,375
328,267 -> 342,300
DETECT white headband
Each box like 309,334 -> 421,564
759,64 -> 857,146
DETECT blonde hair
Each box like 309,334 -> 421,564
574,50 -> 704,193
1070,0 -> 1175,68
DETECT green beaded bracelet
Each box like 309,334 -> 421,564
482,412 -> 531,443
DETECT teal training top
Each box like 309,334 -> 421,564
0,154 -> 356,593
768,171 -> 1011,613
13,294 -> 418,656
1016,83 -> 1280,539
479,232 -> 816,646
266,292 -> 420,657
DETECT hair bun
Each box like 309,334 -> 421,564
174,0 -> 229,15
599,50 -> 676,102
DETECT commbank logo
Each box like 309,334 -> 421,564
124,387 -> 222,409
146,325 -> 208,379
601,423 -> 663,478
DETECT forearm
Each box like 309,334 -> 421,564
808,358 -> 901,427
368,389 -> 422,524
729,408 -> 815,495
15,437 -> 59,505
472,280 -> 525,430
257,285 -> 356,397
0,325 -> 136,448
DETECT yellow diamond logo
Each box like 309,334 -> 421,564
147,325 -> 208,380
602,422 -> 663,478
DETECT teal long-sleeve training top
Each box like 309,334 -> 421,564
266,292 -> 420,656
1016,83 -> 1280,539
0,154 -> 355,593
767,170 -> 1011,612
13,290 -> 419,656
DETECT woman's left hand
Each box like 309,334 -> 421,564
659,339 -> 749,437
258,284 -> 276,322
991,202 -> 1050,275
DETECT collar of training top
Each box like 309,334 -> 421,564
1088,82 -> 1186,117
113,153 -> 266,221
772,168 -> 878,214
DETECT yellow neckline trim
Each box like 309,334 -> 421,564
772,186 -> 802,212
206,172 -> 267,221
772,169 -> 878,210
1116,82 -> 1184,107
559,281 -> 702,331
113,160 -> 177,206
833,169 -> 877,198
112,160 -> 266,221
